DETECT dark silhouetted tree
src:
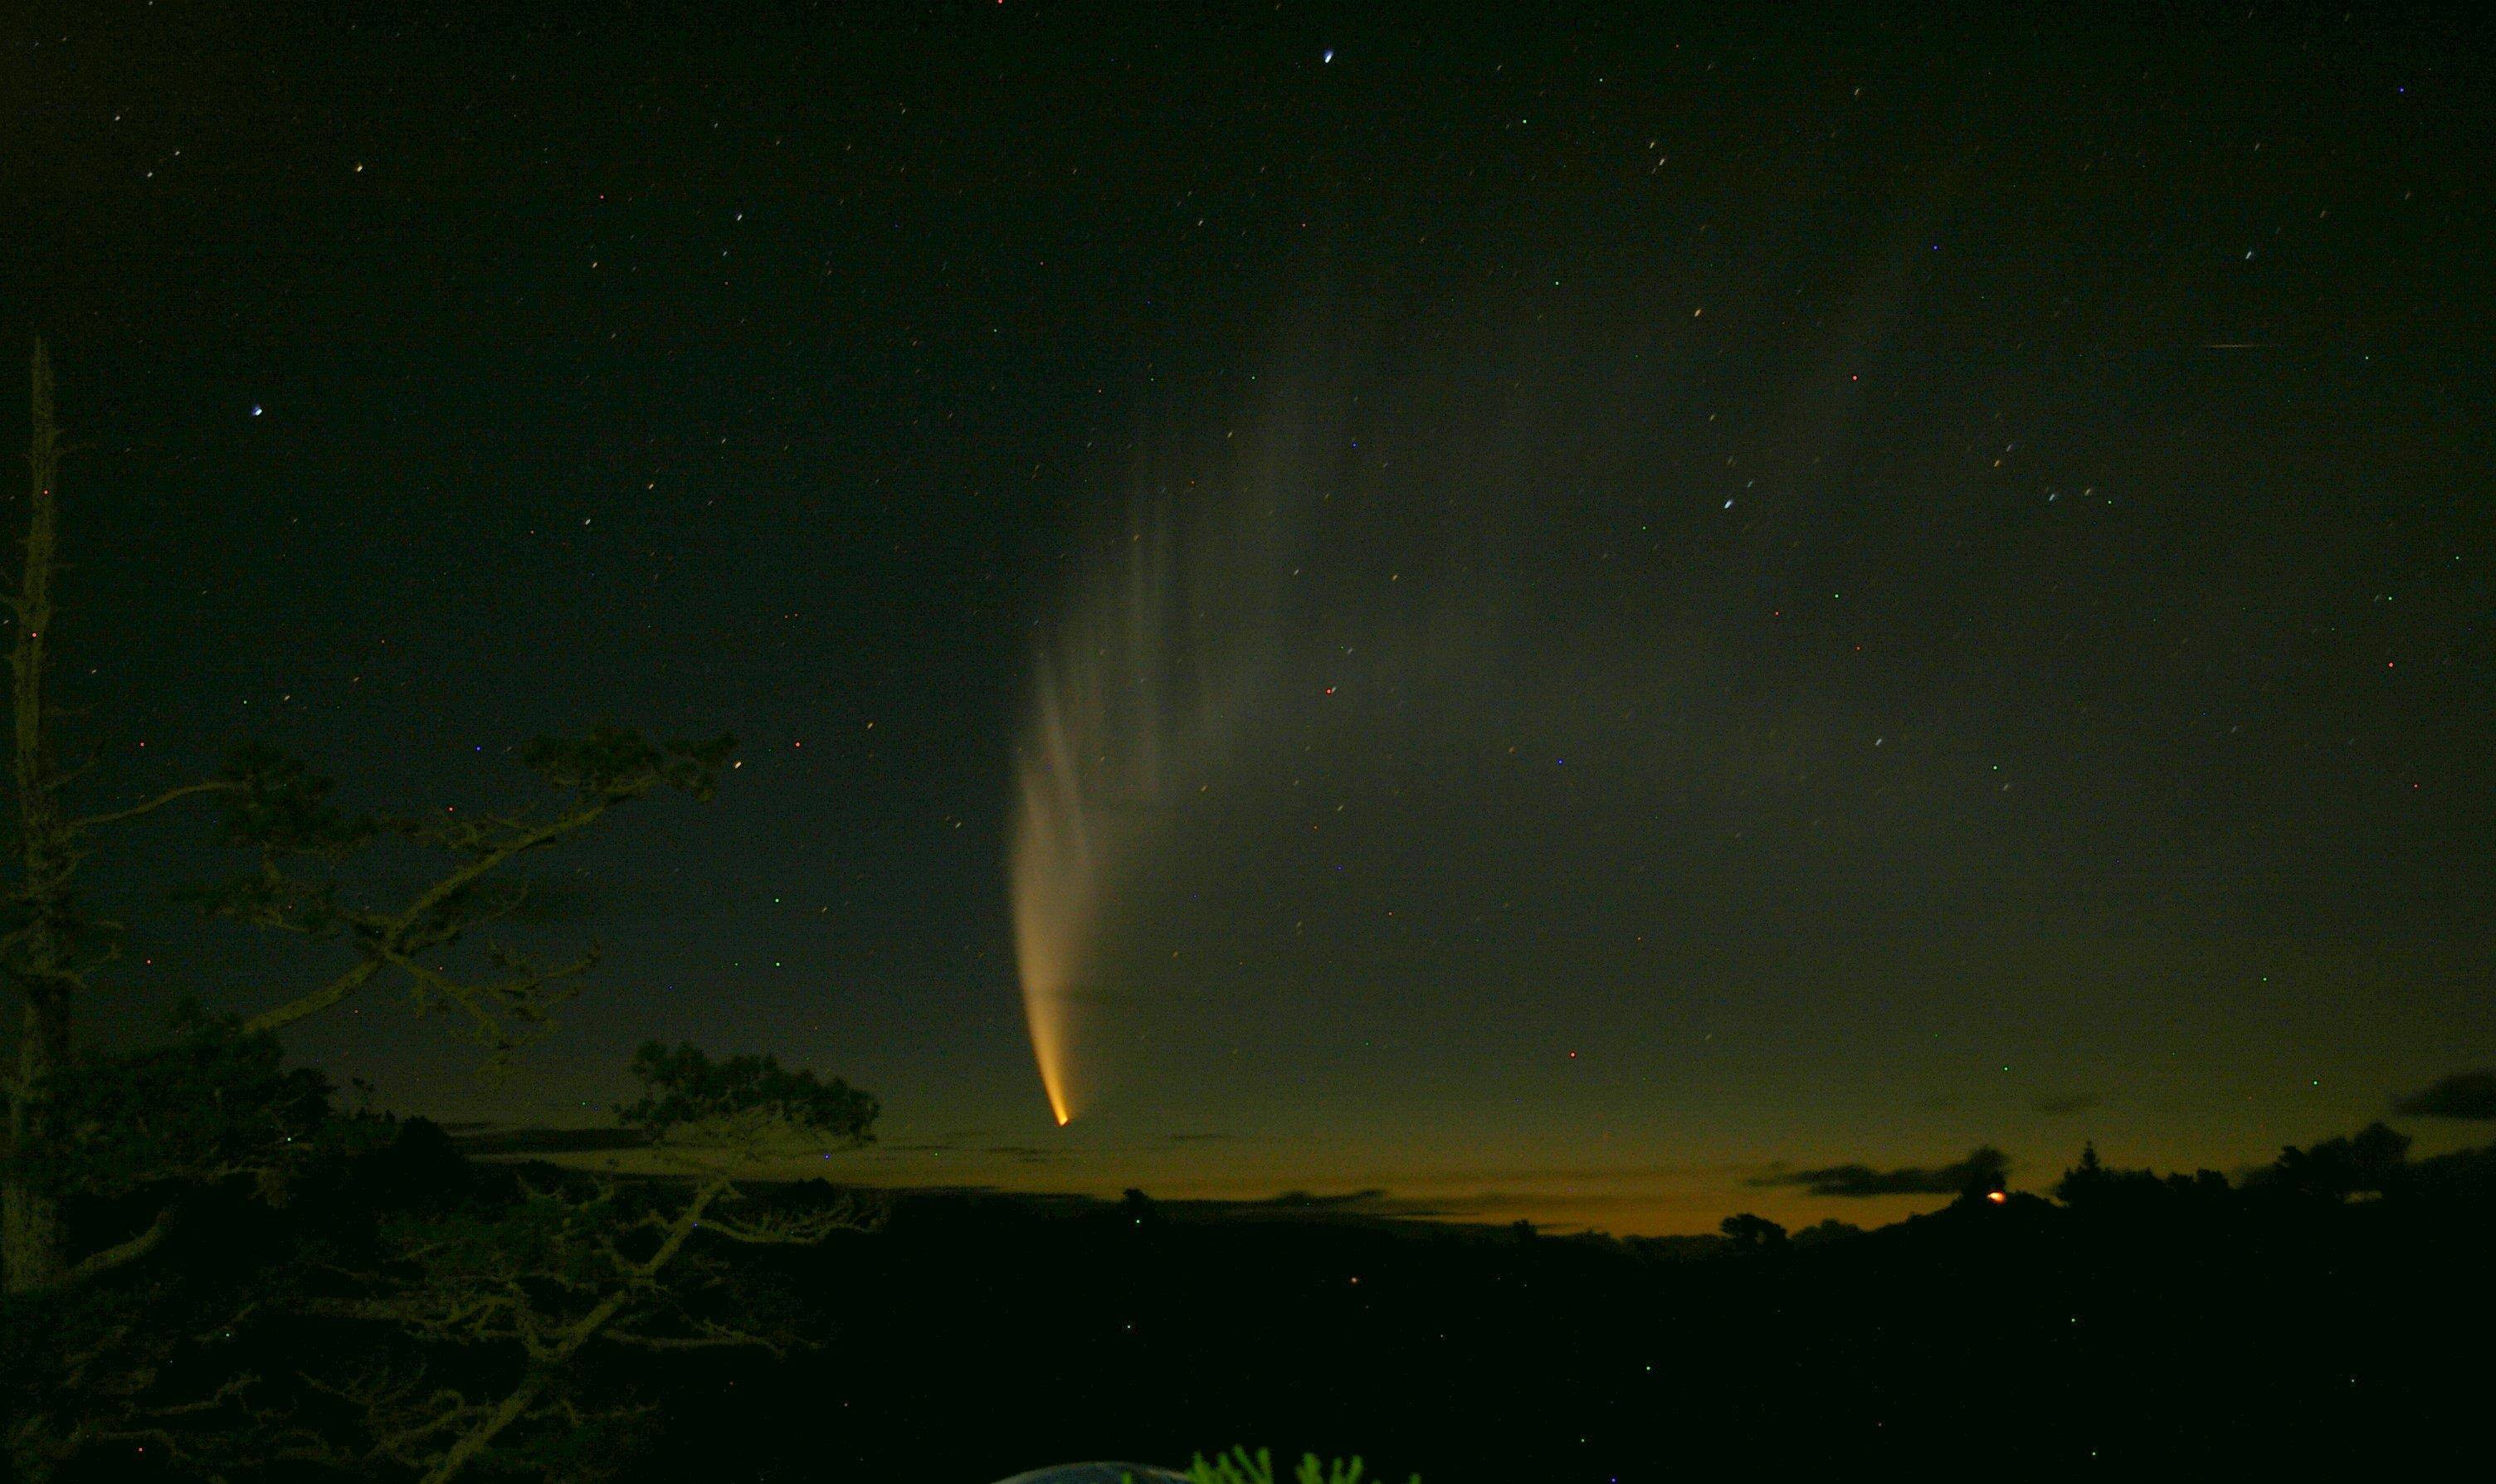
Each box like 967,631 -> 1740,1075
1718,1213 -> 1788,1251
0,348 -> 741,1481
2056,1142 -> 2109,1204
2260,1122 -> 2412,1200
298,1044 -> 880,1483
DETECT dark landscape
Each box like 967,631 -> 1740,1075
618,1141 -> 2496,1480
4,2 -> 2491,1480
44,1110 -> 2496,1481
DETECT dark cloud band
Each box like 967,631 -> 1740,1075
1752,1146 -> 2009,1198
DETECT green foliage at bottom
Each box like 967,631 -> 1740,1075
1133,1446 -> 1419,1484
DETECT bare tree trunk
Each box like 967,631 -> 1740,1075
3,341 -> 71,1297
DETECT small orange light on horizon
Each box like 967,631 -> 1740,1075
1987,1190 -> 2008,1204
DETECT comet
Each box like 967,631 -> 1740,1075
1008,508 -> 1198,1129
1008,659 -> 1099,1127
1007,390 -> 1315,1126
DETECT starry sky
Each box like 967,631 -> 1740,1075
6,0 -> 2491,1233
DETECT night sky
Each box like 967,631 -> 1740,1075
7,1 -> 2491,1233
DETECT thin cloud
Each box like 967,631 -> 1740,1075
1253,1188 -> 1392,1209
1752,1146 -> 2008,1198
982,1144 -> 1063,1165
1217,1189 -> 1516,1221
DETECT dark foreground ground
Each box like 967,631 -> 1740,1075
614,1171 -> 2494,1482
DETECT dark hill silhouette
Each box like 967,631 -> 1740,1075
586,1131 -> 2494,1483
28,1121 -> 2496,1481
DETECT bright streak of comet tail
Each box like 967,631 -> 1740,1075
1008,664 -> 1091,1126
1009,514 -> 1189,1130
1006,354 -> 1320,1128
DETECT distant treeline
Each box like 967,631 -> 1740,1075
664,1121 -> 2496,1482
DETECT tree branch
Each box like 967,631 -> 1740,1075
66,778 -> 241,834
378,943 -> 598,1053
57,1204 -> 175,1287
241,957 -> 383,1038
242,799 -> 617,1038
597,1329 -> 781,1353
